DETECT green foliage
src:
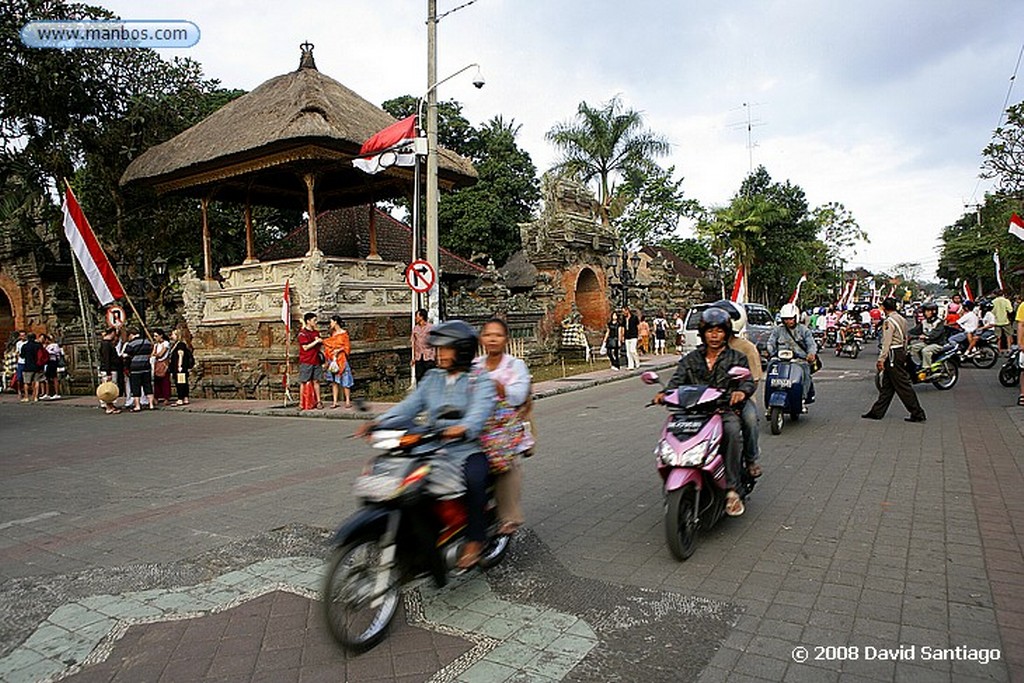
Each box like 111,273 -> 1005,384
613,165 -> 700,247
982,101 -> 1024,198
656,236 -> 712,270
938,193 -> 1024,295
381,96 -> 475,155
546,96 -> 669,224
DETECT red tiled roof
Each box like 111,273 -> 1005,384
260,206 -> 485,277
640,245 -> 704,279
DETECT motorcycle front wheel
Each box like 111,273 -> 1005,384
932,361 -> 959,390
322,535 -> 401,653
998,362 -> 1020,388
769,406 -> 784,435
665,484 -> 699,561
971,346 -> 997,369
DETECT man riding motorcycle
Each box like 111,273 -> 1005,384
712,300 -> 763,479
766,303 -> 818,404
654,307 -> 754,516
355,320 -> 496,569
908,301 -> 947,370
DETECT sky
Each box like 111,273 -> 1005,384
93,0 -> 1024,278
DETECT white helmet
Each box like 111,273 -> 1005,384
779,303 -> 799,319
712,300 -> 747,334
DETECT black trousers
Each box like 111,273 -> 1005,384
866,348 -> 925,419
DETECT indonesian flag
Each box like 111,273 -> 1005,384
353,115 -> 419,174
1010,213 -> 1024,242
729,264 -> 747,303
62,183 -> 124,305
869,280 -> 879,307
994,250 -> 1005,291
963,280 -> 974,303
789,274 -> 807,305
281,278 -> 291,332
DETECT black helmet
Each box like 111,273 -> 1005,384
921,301 -> 938,312
698,306 -> 734,340
427,319 -> 478,370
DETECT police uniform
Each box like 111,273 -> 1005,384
863,308 -> 926,422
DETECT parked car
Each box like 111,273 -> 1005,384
680,303 -> 775,360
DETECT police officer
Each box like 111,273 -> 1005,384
862,297 -> 926,422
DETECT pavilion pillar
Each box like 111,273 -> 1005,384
304,172 -> 320,256
367,204 -> 381,260
201,196 -> 213,280
243,196 -> 258,264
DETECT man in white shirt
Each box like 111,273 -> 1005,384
957,301 -> 981,356
14,330 -> 27,401
674,312 -> 685,353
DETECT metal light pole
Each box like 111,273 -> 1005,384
425,0 -> 440,322
609,247 -> 640,309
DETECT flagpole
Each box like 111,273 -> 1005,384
71,256 -> 99,392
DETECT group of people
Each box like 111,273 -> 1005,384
296,312 -> 354,410
4,330 -> 65,402
96,326 -> 194,414
601,306 -> 679,370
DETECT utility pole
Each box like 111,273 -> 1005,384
425,0 -> 440,322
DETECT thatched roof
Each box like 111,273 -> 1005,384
121,47 -> 476,210
260,205 -> 485,278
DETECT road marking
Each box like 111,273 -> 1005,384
0,510 -> 60,530
160,465 -> 275,493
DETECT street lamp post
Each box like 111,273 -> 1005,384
608,246 -> 641,309
132,254 -> 168,324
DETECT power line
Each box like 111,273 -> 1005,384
969,39 -> 1024,204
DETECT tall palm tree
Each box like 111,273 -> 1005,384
699,195 -> 786,296
546,96 -> 669,224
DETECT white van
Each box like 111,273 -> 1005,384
680,302 -> 775,355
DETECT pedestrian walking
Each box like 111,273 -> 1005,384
410,307 -> 435,382
652,312 -> 668,354
991,289 -> 1014,352
1016,298 -> 1024,406
638,313 -> 650,355
151,329 -> 172,405
601,311 -> 622,370
168,328 -> 194,406
623,306 -> 640,369
19,332 -> 44,403
862,298 -> 926,422
42,334 -> 63,399
674,311 -> 685,352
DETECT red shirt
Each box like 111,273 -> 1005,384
297,328 -> 321,365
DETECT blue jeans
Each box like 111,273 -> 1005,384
740,399 -> 759,465
720,412 -> 743,492
463,452 -> 489,542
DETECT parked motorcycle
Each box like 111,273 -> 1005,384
322,428 -> 510,653
764,348 -> 809,435
875,342 -> 959,391
998,347 -> 1021,388
641,368 -> 755,561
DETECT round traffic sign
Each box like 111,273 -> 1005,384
105,304 -> 126,328
405,259 -> 436,294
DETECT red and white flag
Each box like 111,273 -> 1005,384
788,274 -> 807,305
963,280 -> 974,303
353,115 -> 419,174
729,264 -> 747,303
1009,213 -> 1024,242
62,184 -> 124,305
281,279 -> 291,332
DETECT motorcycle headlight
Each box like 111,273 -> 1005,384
655,439 -> 707,467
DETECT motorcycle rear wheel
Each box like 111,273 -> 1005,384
769,406 -> 784,435
322,536 -> 401,653
932,361 -> 959,390
998,363 -> 1020,388
971,346 -> 997,369
665,485 -> 699,561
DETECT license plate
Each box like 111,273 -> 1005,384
771,378 -> 794,388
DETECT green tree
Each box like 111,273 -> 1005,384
438,116 -> 539,264
613,165 -> 700,247
656,236 -> 712,271
938,193 -> 1024,295
982,101 -> 1024,197
381,96 -> 474,155
546,96 -> 669,224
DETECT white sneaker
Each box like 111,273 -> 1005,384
52,394 -> 61,399
39,394 -> 50,400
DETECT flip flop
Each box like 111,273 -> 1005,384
747,463 -> 763,478
725,492 -> 745,517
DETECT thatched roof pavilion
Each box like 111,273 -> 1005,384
121,43 -> 476,277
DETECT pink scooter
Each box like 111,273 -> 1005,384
641,368 -> 755,561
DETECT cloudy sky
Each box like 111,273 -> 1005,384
95,0 -> 1023,277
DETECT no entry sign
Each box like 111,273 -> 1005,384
405,259 -> 436,293
105,304 -> 126,328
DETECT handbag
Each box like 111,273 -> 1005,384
479,400 -> 525,473
810,355 -> 823,374
153,358 -> 170,378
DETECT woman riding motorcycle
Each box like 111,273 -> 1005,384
355,320 -> 496,569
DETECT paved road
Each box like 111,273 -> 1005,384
1,353 -> 1022,682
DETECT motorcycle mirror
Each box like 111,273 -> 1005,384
640,371 -> 662,385
727,366 -> 752,380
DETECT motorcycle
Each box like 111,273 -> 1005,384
834,331 -> 861,359
641,368 -> 755,561
875,342 -> 959,391
953,329 -> 999,369
764,348 -> 809,435
998,347 -> 1021,388
322,428 -> 510,653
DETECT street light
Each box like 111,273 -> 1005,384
608,246 -> 641,308
132,254 -> 168,323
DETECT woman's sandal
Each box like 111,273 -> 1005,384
725,492 -> 745,517
498,521 -> 521,536
747,463 -> 763,478
456,541 -> 482,570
